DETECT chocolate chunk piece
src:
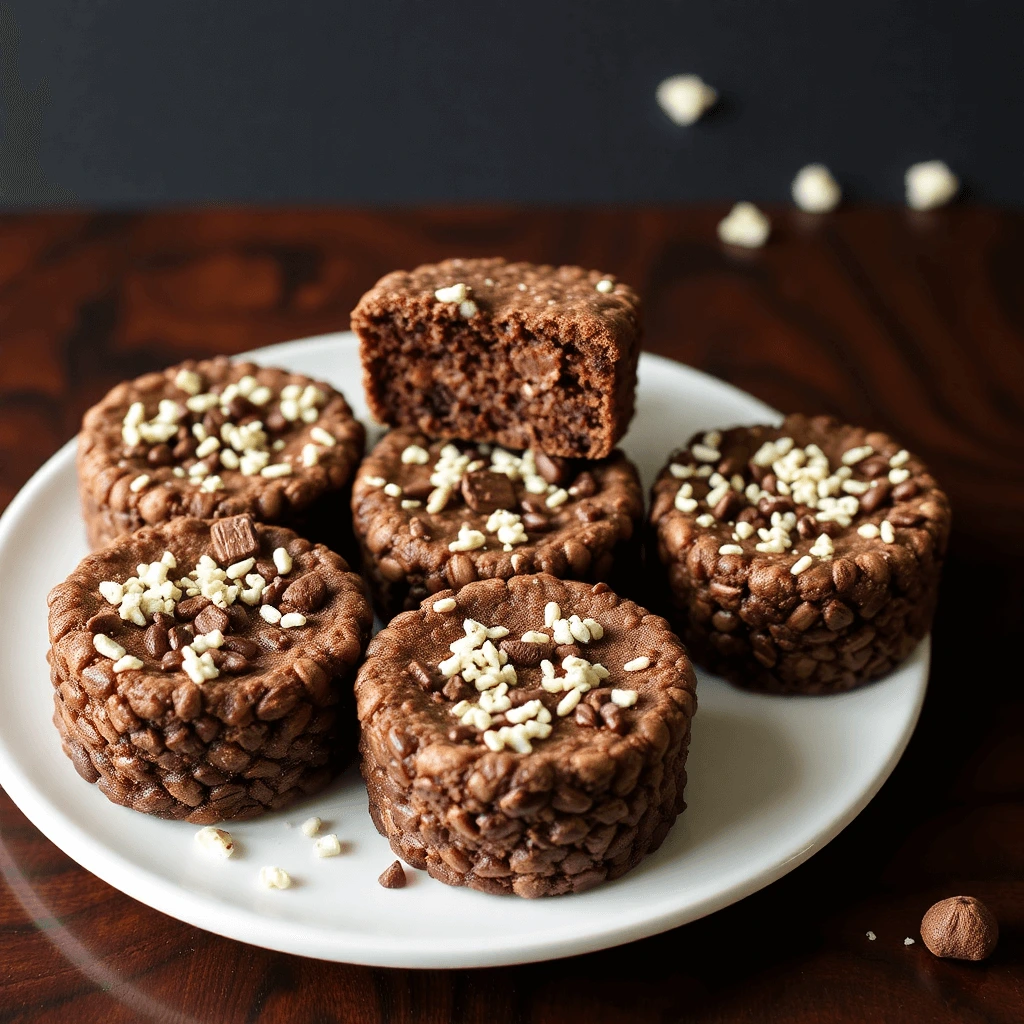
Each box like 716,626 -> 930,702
378,860 -> 407,889
282,573 -> 329,613
498,639 -> 546,666
211,515 -> 260,565
194,603 -> 231,636
461,470 -> 516,514
535,453 -> 573,486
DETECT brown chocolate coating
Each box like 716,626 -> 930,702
355,574 -> 697,898
649,413 -> 951,694
351,429 -> 644,618
47,517 -> 373,822
77,356 -> 364,551
351,258 -> 641,460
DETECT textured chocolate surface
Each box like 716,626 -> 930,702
47,517 -> 373,822
355,574 -> 697,898
351,258 -> 641,460
352,428 -> 644,618
649,414 -> 951,694
77,356 -> 364,550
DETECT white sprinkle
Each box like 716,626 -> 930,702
904,937 -> 916,946
174,368 -> 204,395
300,816 -> 322,837
841,445 -> 874,466
669,463 -> 694,479
383,483 -> 402,498
718,544 -> 743,556
717,202 -> 770,248
866,931 -> 876,941
98,580 -> 124,605
434,282 -> 468,303
258,866 -> 292,890
459,299 -> 478,318
401,444 -> 430,465
194,826 -> 234,858
220,448 -> 240,470
889,449 -> 910,468
186,393 -> 220,414
260,605 -> 282,624
791,555 -> 813,575
595,279 -> 614,293
842,479 -> 870,495
364,475 -> 386,488
449,524 -> 486,552
582,618 -> 604,640
280,612 -> 307,629
656,73 -> 717,126
199,474 -> 224,493
129,474 -> 150,493
734,521 -> 755,540
195,435 -> 220,458
695,513 -> 716,528
791,163 -> 842,213
314,834 -> 343,858
889,468 -> 910,485
400,499 -> 422,509
691,442 -> 721,463
521,630 -> 550,644
544,602 -> 561,628
675,489 -> 698,513
858,523 -> 881,539
426,486 -> 451,514
301,443 -> 319,467
482,730 -> 504,752
556,688 -> 582,717
880,520 -> 896,544
310,426 -> 336,447
432,597 -> 457,613
112,654 -> 143,673
546,488 -> 569,508
273,547 -> 293,574
260,463 -> 292,479
226,557 -> 255,580
611,689 -> 638,708
906,161 -> 959,211
93,634 -> 126,661
624,656 -> 650,672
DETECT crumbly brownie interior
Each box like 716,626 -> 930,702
352,428 -> 643,615
356,574 -> 697,897
77,356 -> 364,549
351,258 -> 641,460
47,516 -> 373,822
649,414 -> 951,693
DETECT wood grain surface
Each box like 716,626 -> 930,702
0,208 -> 1022,1023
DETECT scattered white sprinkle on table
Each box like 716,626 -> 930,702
656,74 -> 718,126
791,164 -> 842,213
717,203 -> 770,248
905,160 -> 959,210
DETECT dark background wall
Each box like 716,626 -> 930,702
0,0 -> 1021,208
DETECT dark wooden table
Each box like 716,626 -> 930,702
1,209 -> 1022,1023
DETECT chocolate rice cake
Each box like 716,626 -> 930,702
351,258 -> 642,460
352,428 -> 644,618
47,515 -> 373,822
355,574 -> 697,898
649,414 -> 951,694
77,356 -> 364,550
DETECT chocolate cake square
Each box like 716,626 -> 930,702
351,258 -> 642,460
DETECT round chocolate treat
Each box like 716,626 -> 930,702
47,515 -> 373,822
77,356 -> 364,550
649,414 -> 951,694
355,574 -> 697,898
351,429 -> 644,618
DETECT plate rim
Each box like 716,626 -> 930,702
0,333 -> 928,967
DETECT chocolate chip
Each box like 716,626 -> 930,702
175,596 -> 209,621
153,611 -> 176,630
758,495 -> 795,517
408,659 -> 442,691
460,470 -> 516,513
173,437 -> 197,461
261,577 -> 288,607
227,396 -> 253,422
194,604 -> 231,636
713,491 -> 744,521
568,471 -> 597,498
520,495 -> 547,515
796,514 -> 818,539
447,725 -> 475,743
859,481 -> 891,514
600,702 -> 628,734
760,473 -> 778,493
86,611 -> 122,634
535,452 -> 573,485
222,636 -> 260,657
498,639 -> 546,666
265,409 -> 287,433
555,643 -> 581,660
574,703 -> 598,727
282,573 -> 328,613
402,480 -> 435,500
161,650 -> 185,670
202,408 -> 227,435
225,604 -> 249,633
220,652 -> 250,674
210,514 -> 260,565
522,512 -> 551,532
736,505 -> 761,524
717,451 -> 747,477
585,687 -> 613,709
409,517 -> 431,540
378,860 -> 407,889
575,503 -> 603,523
442,675 -> 470,701
859,456 -> 890,479
147,444 -> 173,467
168,625 -> 194,651
891,480 -> 920,502
509,687 -> 547,707
257,628 -> 291,652
144,623 -> 170,658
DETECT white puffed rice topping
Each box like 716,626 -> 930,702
449,523 -> 487,552
623,656 -> 650,672
194,826 -> 234,858
717,203 -> 770,248
314,834 -> 343,858
905,160 -> 958,211
258,866 -> 292,890
656,73 -> 717,126
791,164 -> 842,213
434,282 -> 468,303
432,597 -> 457,613
300,816 -> 322,837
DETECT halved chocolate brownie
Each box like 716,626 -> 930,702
351,258 -> 641,460
47,515 -> 373,822
355,574 -> 697,897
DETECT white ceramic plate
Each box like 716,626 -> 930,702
0,333 -> 928,968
